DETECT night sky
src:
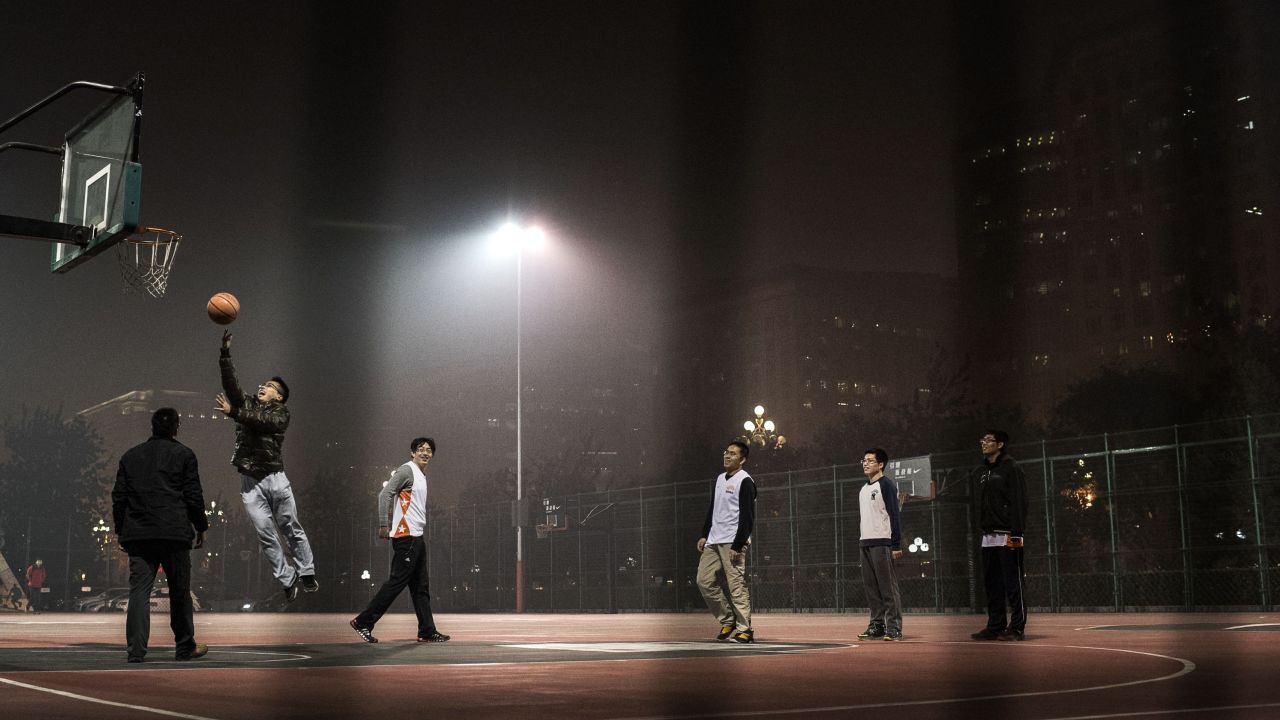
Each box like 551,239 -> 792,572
0,2 -> 958,482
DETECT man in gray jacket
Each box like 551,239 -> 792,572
350,437 -> 449,643
215,330 -> 316,602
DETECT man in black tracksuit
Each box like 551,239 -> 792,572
112,408 -> 209,662
970,429 -> 1029,641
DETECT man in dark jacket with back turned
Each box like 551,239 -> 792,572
112,408 -> 209,663
970,429 -> 1030,641
215,330 -> 316,602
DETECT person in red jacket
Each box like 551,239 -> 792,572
24,559 -> 46,613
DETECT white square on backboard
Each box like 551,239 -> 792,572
83,164 -> 111,232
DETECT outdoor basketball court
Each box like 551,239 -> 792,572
1,612 -> 1278,719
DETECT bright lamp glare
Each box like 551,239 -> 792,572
743,421 -> 754,432
489,222 -> 547,256
524,226 -> 546,250
754,405 -> 765,417
763,420 -> 776,432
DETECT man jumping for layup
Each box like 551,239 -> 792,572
215,330 -> 317,602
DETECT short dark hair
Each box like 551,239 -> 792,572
152,407 -> 180,437
411,437 -> 436,454
985,429 -> 1010,447
728,440 -> 750,460
864,447 -> 889,466
271,376 -> 290,402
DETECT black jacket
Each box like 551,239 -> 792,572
974,452 -> 1028,536
112,435 -> 208,546
220,349 -> 289,479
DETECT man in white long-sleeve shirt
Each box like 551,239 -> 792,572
857,447 -> 904,641
696,440 -> 757,643
349,437 -> 450,644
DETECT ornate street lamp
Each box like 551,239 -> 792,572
741,405 -> 786,449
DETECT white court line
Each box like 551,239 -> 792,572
1041,702 -> 1280,719
1225,623 -> 1280,630
602,643 -> 1196,720
0,620 -> 111,625
0,677 -> 221,720
27,648 -> 311,664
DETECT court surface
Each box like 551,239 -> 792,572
1,612 -> 1278,719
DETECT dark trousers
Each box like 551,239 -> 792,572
859,545 -> 902,633
981,545 -> 1026,633
355,536 -> 437,636
125,540 -> 196,659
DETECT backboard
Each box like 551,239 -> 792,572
886,454 -> 936,502
51,76 -> 144,272
0,73 -> 144,273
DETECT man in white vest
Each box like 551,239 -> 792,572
696,440 -> 757,643
349,437 -> 450,643
857,447 -> 903,641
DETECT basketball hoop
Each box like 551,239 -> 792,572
535,523 -> 553,540
117,226 -> 181,299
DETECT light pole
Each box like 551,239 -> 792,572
491,221 -> 546,613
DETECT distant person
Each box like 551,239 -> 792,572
215,330 -> 317,602
970,430 -> 1029,641
24,559 -> 46,613
6,582 -> 22,610
350,437 -> 449,643
112,407 -> 209,662
857,448 -> 904,641
696,440 -> 757,643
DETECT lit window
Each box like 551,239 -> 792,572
1139,281 -> 1151,297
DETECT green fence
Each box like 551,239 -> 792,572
427,414 -> 1279,613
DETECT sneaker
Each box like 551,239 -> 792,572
283,582 -> 299,603
731,629 -> 754,644
350,619 -> 378,644
715,624 -> 735,642
858,626 -> 886,640
300,575 -> 319,593
970,628 -> 1002,640
883,631 -> 903,641
998,629 -> 1025,641
176,643 -> 208,661
126,656 -> 144,664
417,631 -> 450,642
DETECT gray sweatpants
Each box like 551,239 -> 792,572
859,545 -> 902,633
240,472 -> 315,588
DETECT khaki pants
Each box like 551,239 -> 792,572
696,544 -> 751,631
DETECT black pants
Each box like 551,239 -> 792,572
125,540 -> 196,659
981,545 -> 1027,633
355,536 -> 437,636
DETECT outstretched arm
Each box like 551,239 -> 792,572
218,331 -> 247,407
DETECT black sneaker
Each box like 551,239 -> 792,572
715,624 -> 735,642
857,626 -> 885,640
417,631 -> 450,642
883,630 -> 903,641
970,628 -> 1002,640
176,643 -> 208,661
283,582 -> 299,603
126,656 -> 144,664
300,575 -> 319,593
350,619 -> 378,643
998,629 -> 1025,641
731,629 -> 754,644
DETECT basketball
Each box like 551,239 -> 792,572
207,292 -> 240,325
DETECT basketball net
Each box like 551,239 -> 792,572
117,226 -> 182,299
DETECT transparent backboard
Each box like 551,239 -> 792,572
50,81 -> 143,273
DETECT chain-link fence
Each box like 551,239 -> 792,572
426,414 -> 1278,613
7,414 -> 1275,613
